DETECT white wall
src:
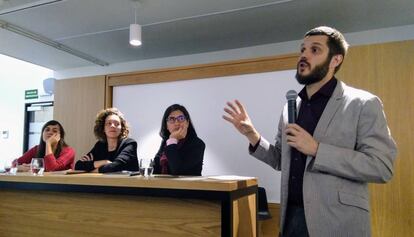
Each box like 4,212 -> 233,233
114,70 -> 302,203
0,55 -> 53,170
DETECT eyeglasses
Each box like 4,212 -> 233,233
166,115 -> 187,124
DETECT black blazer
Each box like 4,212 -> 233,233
75,138 -> 138,173
153,136 -> 205,176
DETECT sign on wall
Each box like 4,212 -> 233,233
25,89 -> 38,99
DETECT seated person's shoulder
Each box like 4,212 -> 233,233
64,146 -> 75,151
94,140 -> 105,147
123,137 -> 137,145
62,146 -> 76,155
192,136 -> 205,148
120,138 -> 138,150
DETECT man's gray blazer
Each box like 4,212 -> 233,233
252,81 -> 397,237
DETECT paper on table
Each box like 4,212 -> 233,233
152,174 -> 180,178
104,171 -> 134,175
41,170 -> 87,175
174,176 -> 207,181
64,170 -> 87,175
207,175 -> 255,180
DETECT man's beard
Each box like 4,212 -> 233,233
295,56 -> 331,85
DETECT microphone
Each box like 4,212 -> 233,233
286,90 -> 298,123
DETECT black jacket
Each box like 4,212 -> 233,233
75,138 -> 138,173
153,136 -> 205,176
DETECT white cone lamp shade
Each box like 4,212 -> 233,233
129,23 -> 142,46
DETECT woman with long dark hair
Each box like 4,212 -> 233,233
153,104 -> 205,176
15,120 -> 75,171
74,108 -> 138,173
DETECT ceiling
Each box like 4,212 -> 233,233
0,0 -> 413,71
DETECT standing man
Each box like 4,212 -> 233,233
223,26 -> 397,237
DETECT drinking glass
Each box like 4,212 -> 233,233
147,159 -> 154,177
30,158 -> 44,176
5,161 -> 18,175
10,161 -> 18,175
139,158 -> 154,177
4,165 -> 11,174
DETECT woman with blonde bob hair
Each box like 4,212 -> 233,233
75,108 -> 138,173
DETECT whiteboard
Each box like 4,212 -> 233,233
113,70 -> 301,202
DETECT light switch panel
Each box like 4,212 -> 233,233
2,130 -> 9,139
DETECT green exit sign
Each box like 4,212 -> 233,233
25,89 -> 38,99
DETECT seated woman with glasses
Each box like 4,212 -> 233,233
74,108 -> 139,173
153,104 -> 205,176
14,120 -> 75,172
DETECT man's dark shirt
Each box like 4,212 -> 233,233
288,78 -> 337,207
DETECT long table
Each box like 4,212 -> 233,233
0,173 -> 257,237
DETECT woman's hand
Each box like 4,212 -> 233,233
46,133 -> 60,146
94,160 -> 111,169
80,153 -> 94,162
17,164 -> 31,172
169,123 -> 188,140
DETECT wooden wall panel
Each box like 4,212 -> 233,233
107,54 -> 298,87
54,75 -> 106,160
337,40 -> 414,237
